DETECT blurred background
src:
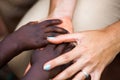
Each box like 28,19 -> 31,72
0,0 -> 120,80
0,0 -> 38,80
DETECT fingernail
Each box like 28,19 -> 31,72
47,37 -> 55,40
43,64 -> 51,70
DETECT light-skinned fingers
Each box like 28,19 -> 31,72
73,72 -> 86,80
53,61 -> 86,80
91,71 -> 101,80
53,56 -> 91,80
73,68 -> 91,80
47,33 -> 82,44
43,46 -> 80,70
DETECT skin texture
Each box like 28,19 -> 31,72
23,0 -> 76,76
10,19 -> 68,51
6,0 -> 76,77
22,43 -> 74,80
45,21 -> 120,80
48,0 -> 77,33
0,19 -> 67,68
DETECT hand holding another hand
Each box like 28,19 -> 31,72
22,43 -> 74,80
44,25 -> 120,80
8,19 -> 68,51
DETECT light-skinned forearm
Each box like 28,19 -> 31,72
48,0 -> 77,33
105,21 -> 120,52
49,0 -> 77,20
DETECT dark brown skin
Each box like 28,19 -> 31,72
22,43 -> 74,80
0,19 -> 67,68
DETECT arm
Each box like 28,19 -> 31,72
22,0 -> 77,76
22,43 -> 74,80
49,0 -> 77,20
105,21 -> 120,49
22,44 -> 64,80
44,21 -> 120,80
48,0 -> 77,33
0,19 -> 66,68
0,36 -> 20,68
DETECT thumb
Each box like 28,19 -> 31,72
47,33 -> 80,44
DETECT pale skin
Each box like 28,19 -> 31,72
25,0 -> 76,74
44,0 -> 120,79
44,21 -> 120,80
19,0 -> 120,80
48,0 -> 77,33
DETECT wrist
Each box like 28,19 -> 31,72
104,21 -> 120,52
49,0 -> 76,20
48,11 -> 73,20
48,16 -> 73,33
0,35 -> 21,67
7,34 -> 23,52
48,0 -> 77,33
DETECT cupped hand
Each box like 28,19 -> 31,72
44,29 -> 120,80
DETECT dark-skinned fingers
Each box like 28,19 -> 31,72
53,57 -> 91,80
46,32 -> 62,38
45,26 -> 68,34
31,49 -> 41,64
45,44 -> 56,51
55,43 -> 68,56
39,40 -> 49,48
26,21 -> 39,25
63,43 -> 75,53
20,21 -> 39,29
38,19 -> 62,27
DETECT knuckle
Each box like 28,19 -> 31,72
45,20 -> 52,24
55,27 -> 68,33
39,20 -> 50,26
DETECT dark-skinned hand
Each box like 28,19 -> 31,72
8,19 -> 68,51
21,43 -> 75,80
0,19 -> 68,68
